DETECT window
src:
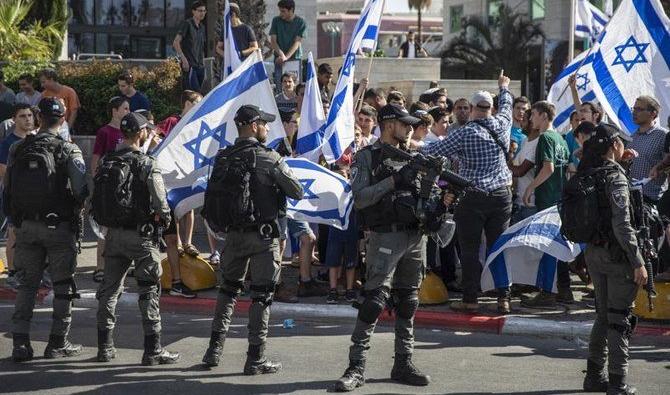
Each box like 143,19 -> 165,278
530,0 -> 545,20
131,0 -> 164,27
69,0 -> 94,25
166,0 -> 185,27
95,0 -> 130,26
487,0 -> 502,25
450,5 -> 464,33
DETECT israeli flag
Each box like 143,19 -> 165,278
285,158 -> 353,230
360,0 -> 383,51
547,49 -> 600,132
319,0 -> 385,163
575,0 -> 610,43
154,51 -> 285,219
295,52 -> 326,162
222,0 -> 242,79
481,207 -> 583,293
590,0 -> 670,133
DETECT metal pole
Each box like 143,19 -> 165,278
568,0 -> 576,61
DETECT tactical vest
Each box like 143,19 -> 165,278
358,146 -> 419,229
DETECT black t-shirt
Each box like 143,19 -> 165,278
177,18 -> 206,67
220,23 -> 257,60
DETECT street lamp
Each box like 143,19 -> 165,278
322,21 -> 344,58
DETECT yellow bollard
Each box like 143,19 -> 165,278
161,254 -> 217,291
633,282 -> 670,320
418,272 -> 449,305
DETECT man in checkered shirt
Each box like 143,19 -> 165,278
422,72 -> 514,314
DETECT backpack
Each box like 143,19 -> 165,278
4,133 -> 71,220
202,142 -> 258,232
91,149 -> 147,228
559,167 -> 614,243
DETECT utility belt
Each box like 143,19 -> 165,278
226,221 -> 279,239
121,221 -> 162,239
369,223 -> 419,233
22,212 -> 72,229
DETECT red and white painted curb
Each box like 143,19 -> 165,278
2,287 -> 668,339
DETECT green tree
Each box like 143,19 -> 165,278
441,4 -> 544,83
0,0 -> 64,61
25,0 -> 68,57
408,0 -> 432,44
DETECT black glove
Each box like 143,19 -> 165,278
275,137 -> 293,157
393,164 -> 417,189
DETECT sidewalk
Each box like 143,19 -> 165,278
1,231 -> 669,340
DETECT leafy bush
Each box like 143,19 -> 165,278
5,60 -> 182,135
1,60 -> 54,85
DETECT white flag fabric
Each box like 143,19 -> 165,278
481,207 -> 583,293
360,0 -> 383,51
547,48 -> 600,132
295,52 -> 326,162
590,0 -> 670,133
319,0 -> 385,163
575,0 -> 610,43
154,51 -> 285,219
222,0 -> 242,79
285,158 -> 354,230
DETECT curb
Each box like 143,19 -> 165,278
2,288 -> 668,339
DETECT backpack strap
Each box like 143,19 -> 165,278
469,119 -> 509,156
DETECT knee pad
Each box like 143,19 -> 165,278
53,277 -> 80,301
137,279 -> 160,301
393,288 -> 419,320
358,287 -> 390,324
607,307 -> 637,340
219,278 -> 245,299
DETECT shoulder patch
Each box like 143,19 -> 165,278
350,166 -> 359,183
612,189 -> 627,209
73,158 -> 86,174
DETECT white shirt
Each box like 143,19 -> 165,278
514,136 -> 539,206
16,91 -> 42,107
423,130 -> 442,143
407,42 -> 416,58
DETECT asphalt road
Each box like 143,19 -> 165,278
0,301 -> 668,395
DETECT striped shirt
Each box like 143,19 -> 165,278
629,125 -> 668,200
422,88 -> 513,192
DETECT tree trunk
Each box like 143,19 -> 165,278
417,7 -> 423,44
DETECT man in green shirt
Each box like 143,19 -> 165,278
269,0 -> 306,91
522,100 -> 574,308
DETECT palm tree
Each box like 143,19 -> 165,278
0,0 -> 64,61
408,0 -> 432,44
25,0 -> 68,56
442,4 -> 544,84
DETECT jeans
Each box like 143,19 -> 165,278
454,186 -> 512,303
182,65 -> 205,92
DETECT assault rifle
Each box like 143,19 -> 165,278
629,186 -> 657,312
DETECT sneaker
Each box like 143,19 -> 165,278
521,291 -> 557,308
6,270 -> 18,289
557,289 -> 575,304
41,271 -> 52,289
169,282 -> 196,298
208,251 -> 220,267
326,289 -> 339,304
274,282 -> 298,303
314,270 -> 329,284
345,289 -> 357,303
297,280 -> 328,297
93,270 -> 104,283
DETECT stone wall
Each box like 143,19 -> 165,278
315,57 -> 441,87
375,79 -> 522,103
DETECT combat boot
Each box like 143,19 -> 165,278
243,344 -> 282,375
202,331 -> 225,367
97,329 -> 116,362
334,359 -> 365,392
583,359 -> 608,392
44,335 -> 82,359
12,333 -> 34,362
607,373 -> 637,395
141,333 -> 180,366
390,353 -> 431,386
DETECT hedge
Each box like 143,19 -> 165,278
3,60 -> 182,135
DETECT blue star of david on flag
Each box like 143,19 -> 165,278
611,36 -> 650,73
576,73 -> 590,91
183,121 -> 232,169
288,179 -> 319,206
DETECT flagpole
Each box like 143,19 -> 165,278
355,0 -> 385,113
569,0 -> 576,62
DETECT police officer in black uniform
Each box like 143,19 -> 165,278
5,98 -> 88,361
201,105 -> 303,374
577,124 -> 648,395
335,104 -> 431,392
